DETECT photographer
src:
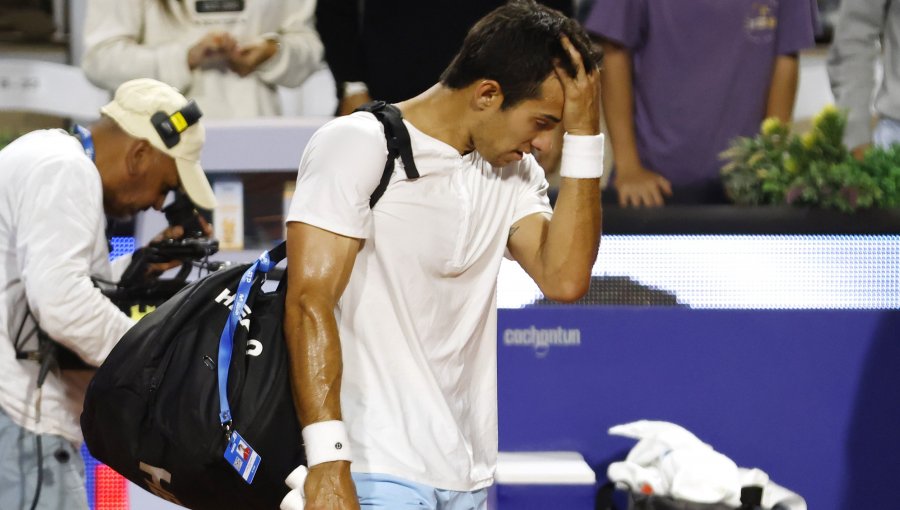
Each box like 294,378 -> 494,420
0,78 -> 215,510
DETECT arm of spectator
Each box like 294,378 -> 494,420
17,157 -> 134,366
188,31 -> 238,71
82,0 -> 194,92
227,38 -> 277,78
338,89 -> 374,116
766,53 -> 800,123
316,0 -> 367,107
252,0 -> 325,88
600,40 -> 671,207
827,0 -> 888,152
284,221 -> 360,510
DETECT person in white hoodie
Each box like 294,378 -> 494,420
0,78 -> 215,510
81,0 -> 324,119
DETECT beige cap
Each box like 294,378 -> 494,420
101,78 -> 217,210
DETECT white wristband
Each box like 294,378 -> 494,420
559,133 -> 605,179
302,420 -> 352,467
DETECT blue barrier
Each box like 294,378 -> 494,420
497,307 -> 900,510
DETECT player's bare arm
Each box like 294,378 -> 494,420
508,35 -> 603,302
284,221 -> 362,510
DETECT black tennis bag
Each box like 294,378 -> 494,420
82,242 -> 301,509
81,101 -> 419,509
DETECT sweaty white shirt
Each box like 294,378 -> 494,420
0,130 -> 135,443
286,112 -> 552,491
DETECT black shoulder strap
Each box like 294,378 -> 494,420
353,101 -> 420,208
254,103 -> 418,271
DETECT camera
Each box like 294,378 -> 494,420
106,191 -> 222,312
16,193 -> 223,375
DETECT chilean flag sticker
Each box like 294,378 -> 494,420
224,429 -> 261,484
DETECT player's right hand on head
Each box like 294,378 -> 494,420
554,35 -> 601,137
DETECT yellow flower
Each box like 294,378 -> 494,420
761,117 -> 783,136
813,104 -> 840,129
802,131 -> 817,148
756,168 -> 769,179
784,157 -> 798,174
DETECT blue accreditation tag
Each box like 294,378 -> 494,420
224,429 -> 261,484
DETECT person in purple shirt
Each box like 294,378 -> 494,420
585,0 -> 817,207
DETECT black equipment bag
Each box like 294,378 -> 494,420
81,101 -> 418,509
596,483 -> 766,510
82,244 -> 296,509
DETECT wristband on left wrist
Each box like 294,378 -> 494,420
559,132 -> 605,179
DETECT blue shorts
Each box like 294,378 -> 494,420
353,472 -> 488,510
0,406 -> 89,510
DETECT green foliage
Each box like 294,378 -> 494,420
720,106 -> 900,212
0,131 -> 18,151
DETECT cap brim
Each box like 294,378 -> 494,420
175,158 -> 217,210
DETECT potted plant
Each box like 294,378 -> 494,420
720,105 -> 900,212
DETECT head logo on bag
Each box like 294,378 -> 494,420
214,288 -> 253,330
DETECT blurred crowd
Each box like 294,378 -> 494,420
3,0 -> 893,207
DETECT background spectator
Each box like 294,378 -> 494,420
828,0 -> 900,157
585,0 -> 817,206
81,0 -> 323,118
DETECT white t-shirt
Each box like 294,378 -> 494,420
286,112 -> 552,491
0,130 -> 135,443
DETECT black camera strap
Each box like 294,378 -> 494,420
13,302 -> 93,383
12,302 -> 60,510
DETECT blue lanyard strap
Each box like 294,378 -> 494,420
72,124 -> 95,162
217,247 -> 281,426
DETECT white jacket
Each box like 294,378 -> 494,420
82,0 -> 323,118
0,130 -> 135,443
